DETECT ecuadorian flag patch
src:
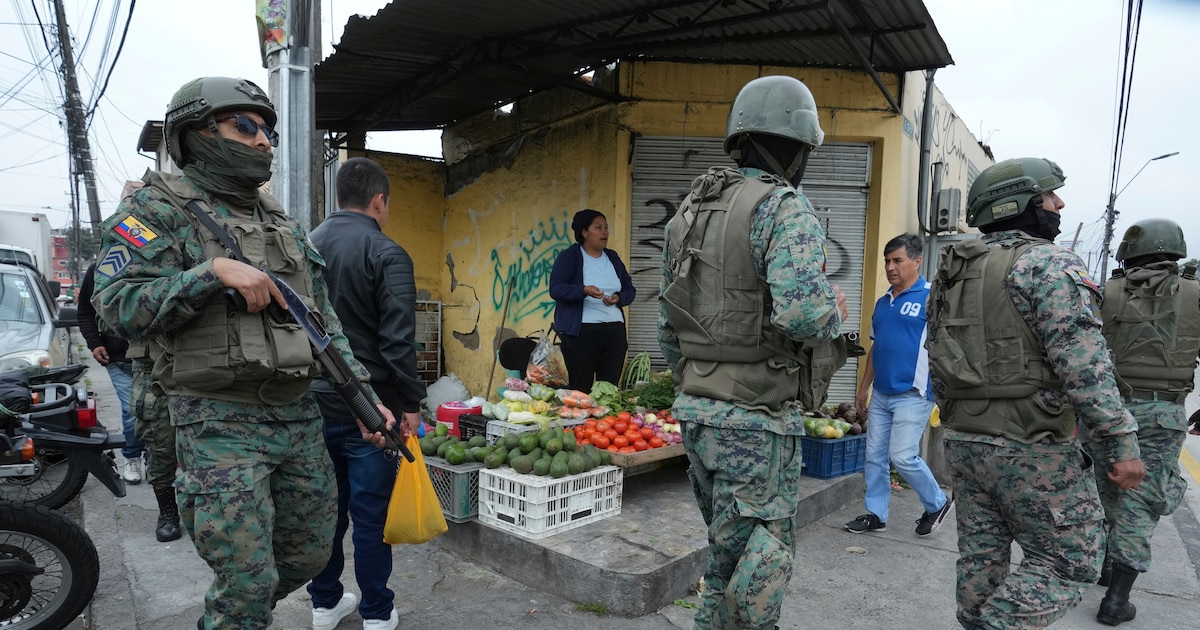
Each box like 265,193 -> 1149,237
114,216 -> 157,247
1072,268 -> 1099,293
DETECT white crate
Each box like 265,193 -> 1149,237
425,457 -> 485,524
485,419 -> 586,445
477,465 -> 622,540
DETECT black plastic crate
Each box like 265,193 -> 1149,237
458,413 -> 490,441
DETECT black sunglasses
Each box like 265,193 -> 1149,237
215,114 -> 279,146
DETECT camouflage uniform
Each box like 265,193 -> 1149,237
130,349 -> 176,489
660,168 -> 843,629
1087,401 -> 1187,571
929,230 -> 1140,629
92,175 -> 367,630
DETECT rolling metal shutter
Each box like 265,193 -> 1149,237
626,137 -> 870,407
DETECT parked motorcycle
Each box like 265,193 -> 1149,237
0,365 -> 126,508
0,498 -> 99,628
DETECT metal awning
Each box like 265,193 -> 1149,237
315,0 -> 953,138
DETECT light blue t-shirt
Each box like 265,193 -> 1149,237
581,251 -> 624,324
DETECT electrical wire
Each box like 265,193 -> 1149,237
85,0 -> 134,121
1107,0 -> 1143,200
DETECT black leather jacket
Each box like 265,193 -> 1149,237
78,263 -> 130,363
309,211 -> 426,414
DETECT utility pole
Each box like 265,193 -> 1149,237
52,0 -> 103,248
265,0 -> 321,231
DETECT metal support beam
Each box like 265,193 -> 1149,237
827,1 -> 901,114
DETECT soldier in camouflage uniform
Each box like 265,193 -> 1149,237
1086,218 -> 1197,626
127,339 -> 182,542
659,75 -> 847,629
927,157 -> 1146,630
91,77 -> 395,630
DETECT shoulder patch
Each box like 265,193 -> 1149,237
95,244 -> 132,278
1069,267 -> 1099,293
114,216 -> 159,247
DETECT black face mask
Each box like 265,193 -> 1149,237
1037,208 -> 1062,241
982,200 -> 1062,241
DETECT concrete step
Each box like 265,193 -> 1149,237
435,459 -> 864,616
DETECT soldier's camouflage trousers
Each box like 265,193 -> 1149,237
132,362 -> 176,489
1087,401 -> 1188,573
682,421 -> 800,630
945,438 -> 1105,629
172,395 -> 336,630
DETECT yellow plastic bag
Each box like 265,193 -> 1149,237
383,435 -> 448,545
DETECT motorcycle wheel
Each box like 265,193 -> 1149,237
0,499 -> 99,629
0,448 -> 89,510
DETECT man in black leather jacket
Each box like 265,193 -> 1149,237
305,157 -> 424,630
77,262 -> 147,484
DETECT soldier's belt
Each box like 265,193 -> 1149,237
1128,389 -> 1186,404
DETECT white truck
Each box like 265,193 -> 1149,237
0,209 -> 53,278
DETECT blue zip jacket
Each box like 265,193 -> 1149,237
548,244 -> 636,336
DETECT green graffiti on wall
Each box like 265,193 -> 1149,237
491,212 -> 572,322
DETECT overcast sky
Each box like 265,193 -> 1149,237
2,0 -> 1196,276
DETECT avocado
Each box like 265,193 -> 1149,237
467,435 -> 488,449
503,433 -> 522,450
585,446 -> 601,469
461,446 -> 476,463
510,455 -> 534,474
538,429 -> 556,450
419,438 -> 437,456
598,450 -> 611,466
560,430 -> 577,452
526,447 -> 543,462
549,460 -> 569,478
484,447 -> 508,469
518,434 -> 539,454
545,438 -> 563,456
471,446 -> 490,462
436,439 -> 453,459
435,423 -> 449,438
533,458 -> 551,476
567,453 -> 588,475
445,443 -> 466,465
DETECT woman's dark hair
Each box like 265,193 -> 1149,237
572,209 -> 605,244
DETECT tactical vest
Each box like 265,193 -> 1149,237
927,236 -> 1075,442
1102,262 -> 1200,396
144,172 -> 321,406
662,166 -> 837,414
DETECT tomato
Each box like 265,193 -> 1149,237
612,422 -> 628,434
613,435 -> 629,448
596,421 -> 611,433
584,419 -> 598,429
606,445 -> 620,452
633,439 -> 649,451
649,436 -> 665,448
593,435 -> 611,449
619,446 -> 637,454
603,428 -> 619,440
639,426 -> 656,440
617,411 -> 632,423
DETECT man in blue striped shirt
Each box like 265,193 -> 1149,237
846,233 -> 953,537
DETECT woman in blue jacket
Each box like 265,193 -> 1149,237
549,209 -> 636,391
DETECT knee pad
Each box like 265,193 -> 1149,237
726,523 -> 793,627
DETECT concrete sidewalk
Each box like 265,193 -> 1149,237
72,335 -> 1200,629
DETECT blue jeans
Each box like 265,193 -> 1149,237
863,388 -> 946,523
105,362 -> 145,459
307,416 -> 397,620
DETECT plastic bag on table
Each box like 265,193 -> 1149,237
526,331 -> 568,387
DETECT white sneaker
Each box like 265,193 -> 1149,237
312,592 -> 358,630
362,609 -> 398,630
121,456 -> 144,484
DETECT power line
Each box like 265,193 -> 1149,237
85,0 -> 135,121
1099,0 -> 1144,281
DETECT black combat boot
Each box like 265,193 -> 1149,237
1098,555 -> 1113,586
1096,562 -> 1139,626
153,485 -> 183,542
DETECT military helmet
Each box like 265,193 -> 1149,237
163,77 -> 276,166
1115,218 -> 1187,262
966,157 -> 1066,227
723,75 -> 824,155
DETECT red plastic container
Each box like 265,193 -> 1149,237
436,402 -> 483,438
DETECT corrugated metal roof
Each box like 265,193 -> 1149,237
315,0 -> 953,135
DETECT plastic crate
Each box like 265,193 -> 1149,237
425,457 -> 485,523
458,414 -> 490,442
485,418 -> 587,445
800,434 -> 867,479
477,465 -> 622,540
